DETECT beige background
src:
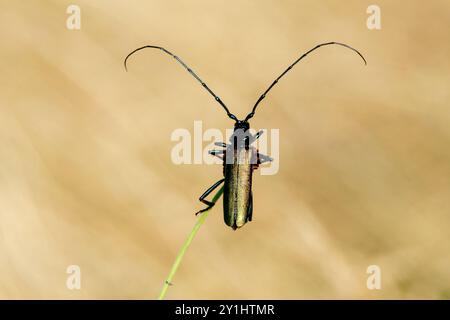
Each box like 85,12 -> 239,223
1,0 -> 450,299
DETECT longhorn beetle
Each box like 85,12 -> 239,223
124,42 -> 366,230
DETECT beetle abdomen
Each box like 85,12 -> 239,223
223,147 -> 255,230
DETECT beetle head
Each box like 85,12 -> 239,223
234,120 -> 250,132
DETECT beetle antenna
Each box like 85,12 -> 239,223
244,42 -> 367,122
124,45 -> 239,122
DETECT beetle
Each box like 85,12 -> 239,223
124,42 -> 366,230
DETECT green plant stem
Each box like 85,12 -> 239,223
157,186 -> 224,300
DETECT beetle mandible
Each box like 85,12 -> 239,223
124,42 -> 366,230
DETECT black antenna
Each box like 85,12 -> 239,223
244,42 -> 367,122
124,46 -> 238,122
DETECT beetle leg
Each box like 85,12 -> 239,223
253,130 -> 264,141
209,149 -> 225,155
209,149 -> 225,160
252,151 -> 272,170
214,142 -> 228,148
195,178 -> 225,215
258,153 -> 273,164
249,130 -> 264,144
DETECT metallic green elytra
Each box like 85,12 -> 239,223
223,123 -> 258,229
223,146 -> 254,229
124,42 -> 366,230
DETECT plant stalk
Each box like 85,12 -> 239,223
157,186 -> 224,300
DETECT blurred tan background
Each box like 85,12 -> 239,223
1,0 -> 450,299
